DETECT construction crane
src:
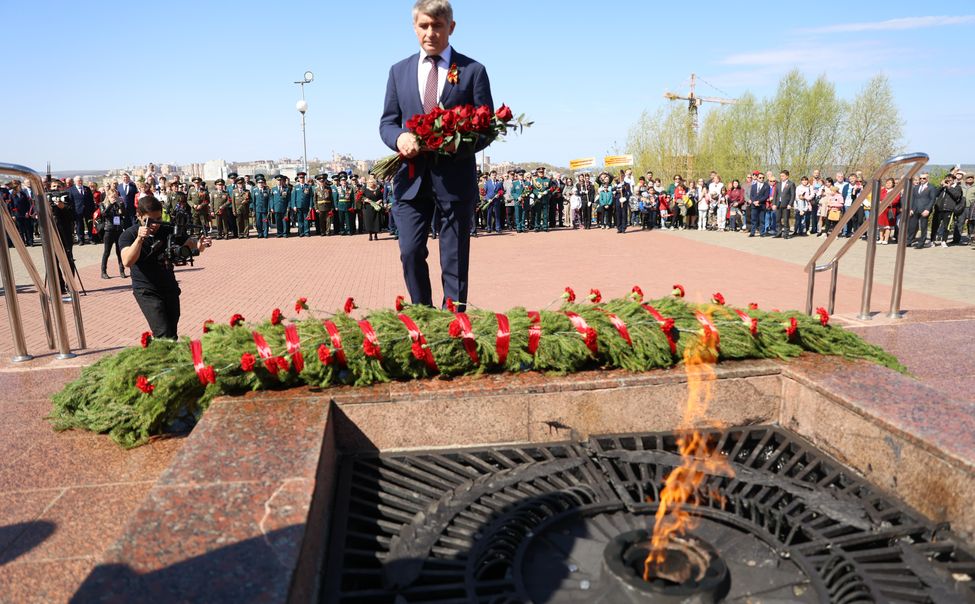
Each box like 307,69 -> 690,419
663,73 -> 738,176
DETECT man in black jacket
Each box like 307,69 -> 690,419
931,173 -> 963,247
774,170 -> 794,238
908,173 -> 937,248
749,173 -> 770,237
67,175 -> 94,245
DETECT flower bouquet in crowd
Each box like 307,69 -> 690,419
372,103 -> 531,180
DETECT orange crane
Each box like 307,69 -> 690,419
663,73 -> 738,176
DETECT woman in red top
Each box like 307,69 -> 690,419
726,180 -> 744,232
877,177 -> 899,245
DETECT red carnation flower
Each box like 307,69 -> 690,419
711,292 -> 725,306
584,327 -> 598,351
344,297 -> 356,314
446,297 -> 456,313
785,317 -> 798,339
270,308 -> 283,325
495,104 -> 513,122
395,295 -> 405,311
140,331 -> 152,348
588,288 -> 602,303
563,287 -> 576,303
200,365 -> 216,385
816,307 -> 830,326
411,341 -> 425,360
203,319 -> 215,333
749,318 -> 759,336
295,297 -> 308,314
448,320 -> 462,338
630,285 -> 644,302
317,344 -> 333,366
363,338 -> 381,359
672,284 -> 685,298
748,302 -> 759,310
229,313 -> 245,327
135,375 -> 154,395
240,352 -> 256,372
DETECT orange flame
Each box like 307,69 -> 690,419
643,319 -> 734,581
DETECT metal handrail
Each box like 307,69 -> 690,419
0,162 -> 85,360
804,152 -> 928,318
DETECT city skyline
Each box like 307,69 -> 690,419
6,1 -> 974,172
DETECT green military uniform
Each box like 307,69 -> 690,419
211,180 -> 233,239
314,175 -> 334,236
232,178 -> 251,238
512,173 -> 526,232
335,179 -> 353,235
188,178 -> 211,232
532,167 -> 552,232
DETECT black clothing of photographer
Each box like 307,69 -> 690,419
120,195 -> 209,339
49,186 -> 79,296
99,194 -> 127,279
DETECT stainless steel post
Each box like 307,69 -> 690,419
889,182 -> 913,318
828,261 -> 839,316
858,179 -> 882,320
0,223 -> 31,362
31,174 -> 75,359
805,268 -> 815,316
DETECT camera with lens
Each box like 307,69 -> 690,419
147,213 -> 206,266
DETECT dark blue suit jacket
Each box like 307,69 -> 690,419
117,182 -> 137,213
379,49 -> 493,204
67,185 -> 93,215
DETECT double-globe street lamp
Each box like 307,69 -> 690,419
295,70 -> 314,173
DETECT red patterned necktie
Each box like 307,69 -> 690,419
423,55 -> 441,113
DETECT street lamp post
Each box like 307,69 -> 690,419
294,70 -> 314,172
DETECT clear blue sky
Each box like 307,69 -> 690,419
6,1 -> 973,171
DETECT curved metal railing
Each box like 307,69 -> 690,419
804,152 -> 928,319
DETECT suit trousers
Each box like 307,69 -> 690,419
615,201 -> 628,233
75,213 -> 88,243
255,209 -> 269,237
907,212 -> 929,246
487,199 -> 503,232
749,205 -> 763,235
393,191 -> 472,310
776,207 -> 791,235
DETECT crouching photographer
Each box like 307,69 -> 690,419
120,195 -> 212,339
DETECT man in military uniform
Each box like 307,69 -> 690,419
313,174 -> 334,236
334,174 -> 353,235
167,181 -> 188,221
226,172 -> 239,196
232,176 -> 251,238
211,179 -> 234,239
532,166 -> 552,232
349,174 -> 362,235
511,170 -> 526,232
291,171 -> 314,237
251,174 -> 272,238
271,174 -> 292,238
188,177 -> 211,234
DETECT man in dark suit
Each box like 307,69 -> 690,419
117,173 -> 138,228
379,0 -> 493,311
774,169 -> 794,239
748,172 -> 769,237
67,175 -> 94,245
908,173 -> 936,248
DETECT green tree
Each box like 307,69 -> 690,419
840,74 -> 903,173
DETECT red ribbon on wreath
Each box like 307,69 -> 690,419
358,320 -> 382,360
527,311 -> 542,356
495,313 -> 511,365
252,331 -> 275,372
563,311 -> 598,355
397,313 -> 438,372
284,324 -> 304,373
449,312 -> 479,365
323,320 -> 348,366
733,309 -> 759,336
694,311 -> 720,347
189,339 -> 216,385
641,304 -> 677,355
597,309 -> 632,346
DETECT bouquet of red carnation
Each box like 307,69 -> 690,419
372,103 -> 531,180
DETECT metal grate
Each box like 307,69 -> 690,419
321,426 -> 975,603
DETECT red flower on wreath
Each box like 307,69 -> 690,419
588,289 -> 602,303
446,63 -> 459,85
343,297 -> 357,314
445,297 -> 457,312
295,297 -> 308,314
672,284 -> 685,298
785,317 -> 798,339
267,356 -> 289,374
270,308 -> 283,325
562,287 -> 576,303
816,307 -> 830,326
748,302 -> 759,310
317,344 -> 333,366
363,338 -> 381,360
240,353 -> 256,372
711,292 -> 725,306
448,319 -> 462,338
203,319 -> 214,333
229,313 -> 245,327
630,285 -> 644,302
584,327 -> 598,351
140,331 -> 152,348
200,365 -> 216,385
135,375 -> 154,395
395,295 -> 405,311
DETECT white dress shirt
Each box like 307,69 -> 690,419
417,46 -> 452,106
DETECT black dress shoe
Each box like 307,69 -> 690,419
101,272 -> 110,279
748,233 -> 755,237
119,267 -> 128,278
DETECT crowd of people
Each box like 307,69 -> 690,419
4,164 -> 974,279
